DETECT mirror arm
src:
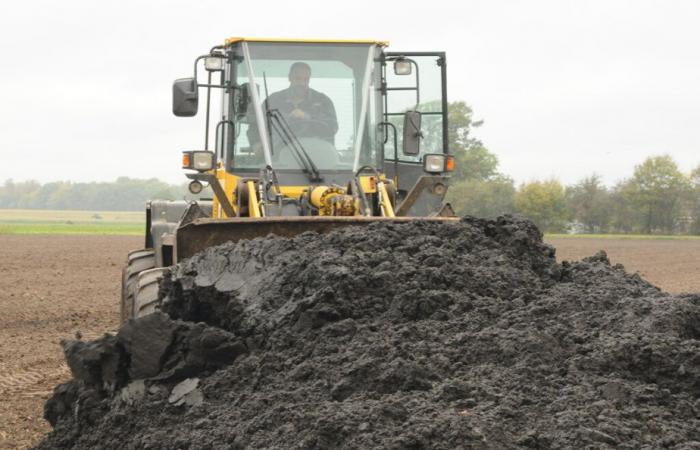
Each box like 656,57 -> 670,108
204,71 -> 212,150
379,121 -> 400,191
413,59 -> 420,107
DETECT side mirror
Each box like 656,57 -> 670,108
236,83 -> 251,120
173,78 -> 199,117
402,110 -> 422,156
235,83 -> 261,122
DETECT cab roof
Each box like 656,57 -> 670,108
224,37 -> 389,47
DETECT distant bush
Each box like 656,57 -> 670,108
0,177 -> 210,211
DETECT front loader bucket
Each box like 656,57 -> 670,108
175,216 -> 458,262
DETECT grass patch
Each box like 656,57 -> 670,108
546,233 -> 700,240
0,209 -> 144,235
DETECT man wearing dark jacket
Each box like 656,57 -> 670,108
249,62 -> 338,146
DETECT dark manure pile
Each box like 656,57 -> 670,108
36,216 -> 700,449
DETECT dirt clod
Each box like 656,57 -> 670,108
168,378 -> 202,407
35,216 -> 700,449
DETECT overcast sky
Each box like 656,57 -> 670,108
1,0 -> 698,186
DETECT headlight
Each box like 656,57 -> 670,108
423,154 -> 455,173
182,151 -> 215,171
204,56 -> 224,71
188,180 -> 204,194
393,59 -> 412,76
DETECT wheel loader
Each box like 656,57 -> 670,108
121,37 -> 458,322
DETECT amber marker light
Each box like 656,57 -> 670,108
446,156 -> 455,172
182,153 -> 192,169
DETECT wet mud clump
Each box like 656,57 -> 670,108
36,216 -> 700,449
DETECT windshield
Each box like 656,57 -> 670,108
227,42 -> 382,173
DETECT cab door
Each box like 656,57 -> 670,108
381,52 -> 449,205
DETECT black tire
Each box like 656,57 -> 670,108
120,249 -> 155,323
132,267 -> 167,319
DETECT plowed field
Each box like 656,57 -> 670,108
0,235 -> 140,449
548,236 -> 700,294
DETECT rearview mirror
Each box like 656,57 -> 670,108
173,78 -> 199,117
402,110 -> 422,156
236,83 -> 251,120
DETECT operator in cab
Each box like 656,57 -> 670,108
249,62 -> 338,146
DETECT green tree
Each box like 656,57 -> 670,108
443,102 -> 499,182
0,179 -> 17,208
691,165 -> 700,187
447,175 -> 515,218
690,164 -> 700,234
624,155 -> 691,233
565,174 -> 613,233
608,181 -> 636,233
514,179 -> 568,232
453,145 -> 500,182
444,101 -> 484,154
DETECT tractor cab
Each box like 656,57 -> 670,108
174,39 -> 453,216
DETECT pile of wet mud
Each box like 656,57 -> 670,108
37,216 -> 700,449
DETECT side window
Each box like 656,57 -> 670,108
384,55 -> 445,163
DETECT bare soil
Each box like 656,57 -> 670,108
0,235 -> 140,450
546,237 -> 700,294
0,233 -> 697,449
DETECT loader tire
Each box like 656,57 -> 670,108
120,249 -> 155,323
132,267 -> 167,319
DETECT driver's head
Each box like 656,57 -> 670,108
288,62 -> 311,96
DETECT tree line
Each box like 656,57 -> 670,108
445,102 -> 700,234
2,102 -> 698,234
0,177 -> 199,211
